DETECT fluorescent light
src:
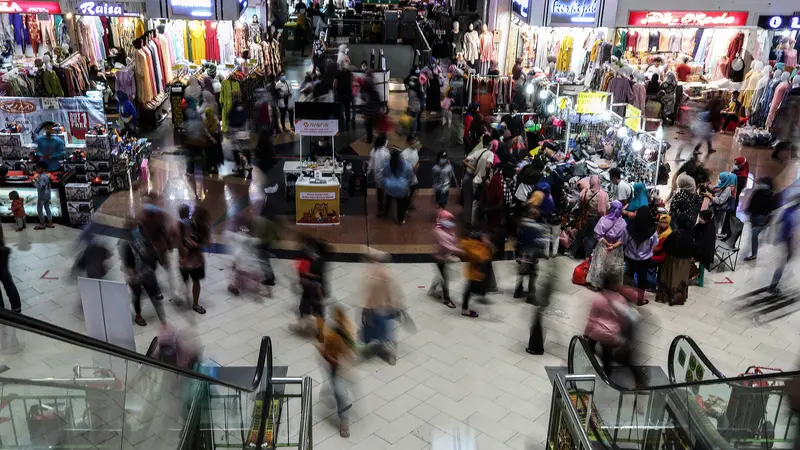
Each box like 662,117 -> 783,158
526,84 -> 534,94
632,139 -> 643,151
538,89 -> 548,99
617,127 -> 629,138
190,10 -> 212,16
546,102 -> 555,114
570,17 -> 595,23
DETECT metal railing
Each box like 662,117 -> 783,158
269,376 -> 313,450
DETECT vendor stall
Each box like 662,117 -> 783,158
291,118 -> 343,226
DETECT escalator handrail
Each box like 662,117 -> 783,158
567,335 -> 800,392
0,309 -> 271,393
666,334 -> 726,383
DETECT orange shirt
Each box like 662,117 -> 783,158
675,64 -> 692,82
461,238 -> 492,281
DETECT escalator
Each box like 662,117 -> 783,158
550,334 -> 799,450
0,309 -> 286,450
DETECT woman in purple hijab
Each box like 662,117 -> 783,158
586,201 -> 627,290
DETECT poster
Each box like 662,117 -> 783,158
295,184 -> 340,225
575,92 -> 608,114
294,119 -> 339,137
624,105 -> 642,132
0,97 -> 104,143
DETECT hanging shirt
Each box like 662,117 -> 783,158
217,21 -> 235,63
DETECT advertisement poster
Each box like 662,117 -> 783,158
294,119 -> 339,137
0,97 -> 104,143
627,11 -> 748,27
624,105 -> 642,132
575,92 -> 608,114
296,186 -> 340,225
548,0 -> 601,26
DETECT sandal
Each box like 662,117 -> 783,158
134,315 -> 147,326
461,310 -> 479,318
637,300 -> 649,306
34,225 -> 46,230
444,299 -> 456,308
193,305 -> 207,314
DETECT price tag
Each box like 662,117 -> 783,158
42,98 -> 58,109
225,63 -> 235,68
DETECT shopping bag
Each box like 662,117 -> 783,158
398,113 -> 413,131
572,258 -> 591,285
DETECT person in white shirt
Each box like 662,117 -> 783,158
367,135 -> 391,216
400,146 -> 420,210
609,168 -> 633,205
462,134 -> 492,224
465,139 -> 496,224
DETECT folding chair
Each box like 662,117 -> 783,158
711,215 -> 744,272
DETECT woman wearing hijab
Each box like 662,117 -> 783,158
670,174 -> 702,224
646,73 -> 661,96
660,72 -> 678,124
624,207 -> 658,305
732,157 -> 749,204
657,215 -> 695,305
692,209 -> 717,274
202,91 -> 223,175
572,175 -> 609,259
587,201 -> 627,290
703,172 -> 737,237
650,214 -> 672,265
623,182 -> 649,219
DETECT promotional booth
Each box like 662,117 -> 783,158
292,118 -> 342,227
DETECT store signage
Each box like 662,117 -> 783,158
575,92 -> 608,114
511,0 -> 530,20
294,119 -> 339,136
548,0 -> 601,26
78,1 -> 139,16
627,11 -> 749,27
625,105 -> 641,132
0,1 -> 60,13
168,0 -> 215,19
757,15 -> 800,30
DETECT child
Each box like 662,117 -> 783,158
431,151 -> 455,208
32,162 -> 54,230
9,191 -> 24,231
459,231 -> 493,318
440,90 -> 454,144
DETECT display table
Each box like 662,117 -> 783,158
283,161 -> 343,199
0,169 -> 74,224
295,176 -> 341,226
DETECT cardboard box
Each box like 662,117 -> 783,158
67,200 -> 94,214
65,183 -> 92,201
0,133 -> 26,146
91,180 -> 114,195
68,210 -> 93,226
1,146 -> 27,160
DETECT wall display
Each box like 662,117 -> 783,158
627,11 -> 749,28
512,0 -> 530,21
0,1 -> 60,13
78,1 -> 140,16
547,0 -> 602,26
757,15 -> 800,30
0,187 -> 62,218
0,98 -> 104,143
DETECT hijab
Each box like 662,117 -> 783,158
677,173 -> 696,194
626,182 -> 649,211
657,214 -> 672,240
663,214 -> 695,258
536,182 -> 555,216
628,206 -> 657,245
733,157 -> 749,178
646,73 -> 660,94
715,171 -> 737,190
594,200 -> 627,243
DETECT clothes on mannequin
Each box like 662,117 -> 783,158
741,61 -> 764,110
478,24 -> 494,75
446,22 -> 460,59
462,24 -> 479,66
249,15 -> 262,44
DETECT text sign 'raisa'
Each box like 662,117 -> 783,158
627,11 -> 749,27
548,0 -> 601,26
78,1 -> 139,16
757,15 -> 800,30
0,1 -> 60,13
511,0 -> 530,20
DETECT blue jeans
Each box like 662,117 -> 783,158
750,215 -> 769,257
435,189 -> 448,207
37,199 -> 51,224
409,111 -> 421,135
361,309 -> 393,344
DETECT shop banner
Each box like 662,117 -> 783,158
548,0 -> 601,26
511,0 -> 530,21
758,15 -> 800,30
627,11 -> 749,27
575,92 -> 608,114
78,1 -> 140,16
0,1 -> 60,13
0,97 -> 105,142
294,119 -> 339,136
624,105 -> 641,132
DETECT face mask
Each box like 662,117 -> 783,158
439,158 -> 447,164
440,220 -> 455,229
281,76 -> 286,81
733,164 -> 740,170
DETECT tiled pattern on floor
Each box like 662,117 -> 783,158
2,222 -> 800,449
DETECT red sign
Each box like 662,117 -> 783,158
68,112 -> 89,140
0,1 -> 61,13
627,11 -> 749,27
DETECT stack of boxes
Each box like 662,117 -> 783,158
65,183 -> 93,225
84,132 -> 114,195
0,132 -> 30,162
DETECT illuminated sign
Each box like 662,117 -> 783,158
168,0 -> 215,19
78,1 -> 139,16
0,1 -> 61,13
548,0 -> 601,26
511,0 -> 530,20
627,11 -> 749,27
757,15 -> 800,30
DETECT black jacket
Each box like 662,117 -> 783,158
746,187 -> 778,219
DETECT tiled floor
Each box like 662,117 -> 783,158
2,217 -> 800,449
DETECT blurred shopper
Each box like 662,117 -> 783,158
276,73 -> 295,133
33,162 -> 54,229
255,213 -> 281,294
587,201 -> 627,291
656,215 -> 695,305
137,193 -> 175,301
292,236 -> 326,337
514,193 -> 549,303
120,220 -> 165,326
367,135 -> 390,215
770,197 -> 800,292
228,99 -> 251,175
400,145 -> 420,211
572,175 -> 608,259
361,249 -> 401,364
703,172 -> 737,238
203,91 -> 223,174
744,177 -> 778,261
429,210 -> 459,308
688,107 -> 715,158
361,72 -> 381,144
692,209 -> 716,273
382,150 -> 412,225
0,236 -> 21,312
319,306 -> 356,437
432,151 -> 455,209
440,90 -> 456,144
334,64 -> 353,130
460,231 -> 493,318
732,157 -> 749,205
176,205 -> 209,314
225,223 -> 263,297
406,75 -> 424,140
625,207 -> 658,306
770,78 -> 800,160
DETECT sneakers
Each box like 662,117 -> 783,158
744,255 -> 757,261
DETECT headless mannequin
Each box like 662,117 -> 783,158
447,22 -> 460,60
751,65 -> 773,115
478,24 -> 494,75
462,23 -> 479,67
250,15 -> 262,44
766,72 -> 792,129
741,61 -> 763,110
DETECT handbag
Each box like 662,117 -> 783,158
572,257 -> 591,285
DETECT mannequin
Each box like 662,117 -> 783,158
250,14 -> 262,44
754,70 -> 782,127
478,24 -> 494,75
462,23 -> 479,67
446,22 -> 460,60
750,65 -> 773,116
766,72 -> 791,130
740,61 -> 763,110
133,38 -> 154,105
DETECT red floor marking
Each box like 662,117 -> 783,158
40,270 -> 58,280
714,277 -> 734,285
